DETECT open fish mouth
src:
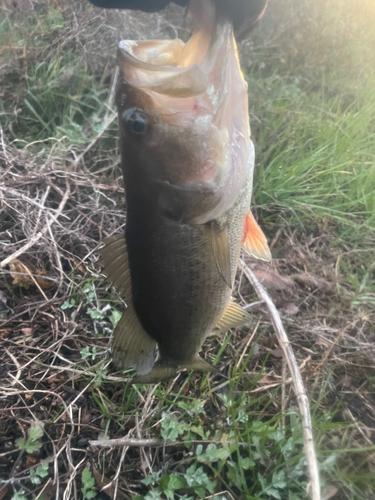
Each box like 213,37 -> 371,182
118,39 -> 208,98
117,0 -> 216,98
117,0 -> 251,225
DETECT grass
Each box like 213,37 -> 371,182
0,0 -> 375,499
253,80 -> 375,230
246,0 -> 375,241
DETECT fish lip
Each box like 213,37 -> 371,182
118,43 -> 182,73
117,45 -> 208,97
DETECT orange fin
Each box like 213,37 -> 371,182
242,212 -> 272,261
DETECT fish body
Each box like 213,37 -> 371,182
100,0 -> 271,383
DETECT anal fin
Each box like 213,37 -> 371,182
113,304 -> 156,376
213,300 -> 252,334
211,221 -> 232,289
133,366 -> 176,384
242,212 -> 272,261
184,355 -> 219,374
133,355 -> 218,384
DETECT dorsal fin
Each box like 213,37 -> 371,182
213,300 -> 252,334
99,234 -> 133,300
242,212 -> 272,261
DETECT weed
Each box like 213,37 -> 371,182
16,423 -> 44,454
29,463 -> 49,485
10,491 -> 27,500
81,468 -> 97,500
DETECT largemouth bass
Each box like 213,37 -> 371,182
100,0 -> 271,383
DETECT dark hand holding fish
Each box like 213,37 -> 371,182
88,0 -> 268,41
99,0 -> 271,383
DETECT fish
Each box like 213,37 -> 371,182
99,0 -> 271,383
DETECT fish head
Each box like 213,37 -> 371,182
116,0 -> 251,223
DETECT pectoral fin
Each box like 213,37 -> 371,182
113,304 -> 156,376
242,212 -> 272,262
99,234 -> 132,300
211,221 -> 232,289
213,300 -> 252,334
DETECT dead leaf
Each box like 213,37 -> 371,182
250,263 -> 294,291
8,259 -> 54,290
271,348 -> 284,358
291,273 -> 332,292
323,485 -> 339,499
34,271 -> 54,289
81,409 -> 92,425
337,375 -> 352,387
0,330 -> 9,339
258,374 -> 282,384
0,485 -> 10,500
171,380 -> 190,396
315,336 -> 333,349
69,258 -> 86,274
21,327 -> 33,336
26,455 -> 38,466
47,374 -> 66,385
9,260 -> 33,289
93,467 -> 130,499
277,301 -> 299,315
0,290 -> 8,311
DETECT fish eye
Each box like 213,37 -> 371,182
122,108 -> 150,137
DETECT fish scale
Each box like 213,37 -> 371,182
126,189 -> 247,364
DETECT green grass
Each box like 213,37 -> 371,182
252,78 -> 375,233
245,0 -> 375,245
0,3 -> 118,165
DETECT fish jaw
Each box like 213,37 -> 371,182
116,0 -> 250,226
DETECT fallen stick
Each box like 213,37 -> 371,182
239,258 -> 321,500
90,438 -> 163,448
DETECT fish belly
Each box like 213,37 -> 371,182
125,178 -> 251,368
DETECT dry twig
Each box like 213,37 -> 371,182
307,321 -> 357,380
90,437 -> 163,448
0,181 -> 71,269
239,258 -> 321,500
